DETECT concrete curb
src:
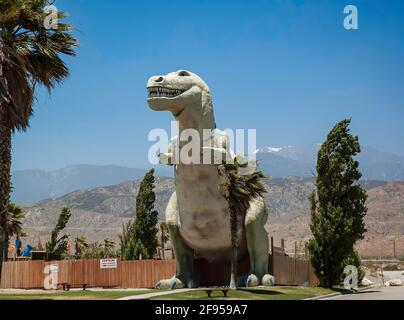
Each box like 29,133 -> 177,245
304,292 -> 342,300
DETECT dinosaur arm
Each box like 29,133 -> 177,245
159,140 -> 175,166
159,152 -> 173,165
206,130 -> 257,171
201,146 -> 232,164
202,130 -> 236,164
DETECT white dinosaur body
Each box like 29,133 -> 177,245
176,163 -> 247,260
147,70 -> 274,288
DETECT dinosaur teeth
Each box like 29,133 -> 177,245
147,87 -> 185,98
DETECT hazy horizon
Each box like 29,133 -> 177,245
11,143 -> 404,172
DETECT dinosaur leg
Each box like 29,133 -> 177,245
155,192 -> 196,289
244,197 -> 275,287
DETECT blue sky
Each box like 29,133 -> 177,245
12,0 -> 404,171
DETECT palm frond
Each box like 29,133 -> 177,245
103,238 -> 115,252
6,203 -> 26,237
0,43 -> 34,130
0,0 -> 78,130
75,235 -> 89,251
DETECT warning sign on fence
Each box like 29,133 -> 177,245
100,258 -> 118,269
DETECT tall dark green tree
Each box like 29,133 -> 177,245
121,169 -> 159,260
0,0 -> 77,272
307,119 -> 367,288
46,207 -> 71,257
159,221 -> 169,260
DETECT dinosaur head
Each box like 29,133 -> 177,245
147,70 -> 212,118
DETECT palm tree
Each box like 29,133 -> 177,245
103,238 -> 116,257
0,1 -> 77,270
82,242 -> 103,259
74,235 -> 89,258
218,158 -> 267,289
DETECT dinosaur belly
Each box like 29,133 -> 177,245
175,164 -> 247,261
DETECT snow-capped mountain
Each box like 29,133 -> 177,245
255,147 -> 286,153
255,145 -> 404,181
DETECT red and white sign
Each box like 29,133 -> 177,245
100,258 -> 118,269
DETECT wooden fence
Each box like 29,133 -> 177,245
271,254 -> 319,286
1,256 -> 318,289
0,259 -> 176,289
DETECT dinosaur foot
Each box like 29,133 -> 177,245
241,274 -> 276,287
235,274 -> 259,287
155,278 -> 184,290
262,274 -> 276,286
246,274 -> 260,287
155,277 -> 199,289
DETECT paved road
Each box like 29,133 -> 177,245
324,287 -> 404,300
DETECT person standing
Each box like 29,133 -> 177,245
15,236 -> 22,257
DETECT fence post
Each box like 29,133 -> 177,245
393,238 -> 396,259
294,243 -> 297,284
270,237 -> 274,276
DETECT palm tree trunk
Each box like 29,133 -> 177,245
0,107 -> 12,274
229,244 -> 238,289
229,205 -> 238,289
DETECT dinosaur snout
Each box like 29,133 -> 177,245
147,75 -> 164,87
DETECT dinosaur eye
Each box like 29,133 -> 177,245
178,71 -> 190,77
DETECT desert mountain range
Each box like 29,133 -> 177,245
20,176 -> 404,258
12,145 -> 404,204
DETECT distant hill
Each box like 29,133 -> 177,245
266,180 -> 404,258
256,145 -> 404,181
11,164 -> 173,204
35,176 -> 174,218
12,145 -> 403,204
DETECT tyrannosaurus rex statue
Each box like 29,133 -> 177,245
147,70 -> 275,289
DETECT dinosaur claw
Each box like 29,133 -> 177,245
155,281 -> 162,289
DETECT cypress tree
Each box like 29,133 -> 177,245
307,119 -> 367,287
122,169 -> 159,259
46,207 -> 71,257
